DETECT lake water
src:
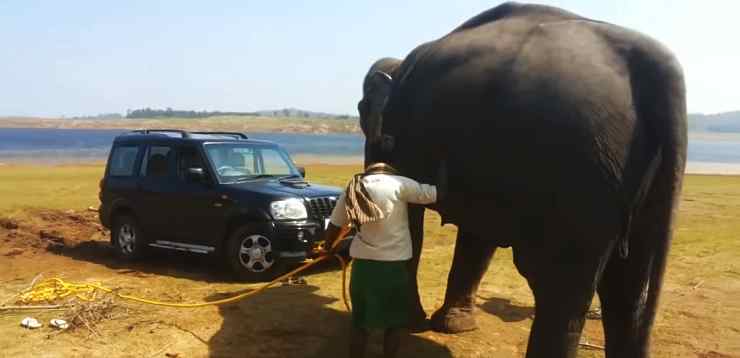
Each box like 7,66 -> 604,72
1,128 -> 739,170
0,128 -> 364,164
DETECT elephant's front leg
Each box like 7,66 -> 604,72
406,204 -> 428,328
431,229 -> 496,333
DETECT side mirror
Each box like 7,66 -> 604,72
187,167 -> 207,183
297,166 -> 306,178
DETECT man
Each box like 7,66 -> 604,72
324,162 -> 441,358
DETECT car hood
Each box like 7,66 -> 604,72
227,179 -> 342,200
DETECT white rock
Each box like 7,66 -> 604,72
21,317 -> 42,329
50,319 -> 69,330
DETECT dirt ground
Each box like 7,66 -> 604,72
0,205 -> 737,358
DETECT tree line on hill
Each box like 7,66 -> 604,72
126,108 -> 256,119
66,108 -> 740,133
688,111 -> 740,133
123,107 -> 356,120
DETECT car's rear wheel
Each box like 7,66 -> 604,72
112,215 -> 147,260
226,227 -> 286,281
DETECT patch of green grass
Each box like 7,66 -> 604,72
1,164 -> 737,284
0,165 -> 104,213
672,175 -> 740,281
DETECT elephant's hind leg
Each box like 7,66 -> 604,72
516,233 -> 613,358
431,229 -> 497,333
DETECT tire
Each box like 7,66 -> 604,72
111,215 -> 148,260
226,226 -> 287,282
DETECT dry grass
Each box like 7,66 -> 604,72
62,296 -> 127,336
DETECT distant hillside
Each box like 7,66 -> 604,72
254,108 -> 355,119
122,107 -> 356,120
689,111 -> 740,133
0,115 -> 360,134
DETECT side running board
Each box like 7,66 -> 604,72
149,240 -> 215,254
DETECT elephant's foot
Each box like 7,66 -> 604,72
430,305 -> 478,333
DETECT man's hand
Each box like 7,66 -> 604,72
323,222 -> 350,255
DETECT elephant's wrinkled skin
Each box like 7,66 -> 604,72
358,3 -> 686,358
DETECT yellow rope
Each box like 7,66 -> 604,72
15,249 -> 351,310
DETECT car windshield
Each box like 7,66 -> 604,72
203,143 -> 300,184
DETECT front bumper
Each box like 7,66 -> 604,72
258,218 -> 328,259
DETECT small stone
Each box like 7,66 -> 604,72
4,248 -> 24,256
39,230 -> 65,248
0,218 -> 19,230
50,319 -> 69,330
21,317 -> 42,329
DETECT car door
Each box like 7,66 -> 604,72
137,144 -> 178,239
170,145 -> 230,248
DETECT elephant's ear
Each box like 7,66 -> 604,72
360,71 -> 393,142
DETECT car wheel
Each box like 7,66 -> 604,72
112,215 -> 147,260
226,227 -> 286,282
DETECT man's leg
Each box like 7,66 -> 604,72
350,326 -> 369,358
383,328 -> 404,358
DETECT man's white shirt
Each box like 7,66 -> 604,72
329,174 -> 437,261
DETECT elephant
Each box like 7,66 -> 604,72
357,2 -> 687,358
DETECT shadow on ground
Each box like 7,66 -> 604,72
477,296 -> 534,322
57,240 -> 346,284
209,285 -> 453,358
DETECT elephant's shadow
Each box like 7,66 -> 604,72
477,296 -> 534,322
208,285 -> 453,358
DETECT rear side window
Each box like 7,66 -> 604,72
141,146 -> 172,177
108,146 -> 140,176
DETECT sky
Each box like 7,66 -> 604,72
0,0 -> 736,117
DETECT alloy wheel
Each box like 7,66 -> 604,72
238,235 -> 275,272
118,223 -> 136,255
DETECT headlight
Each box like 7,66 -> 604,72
270,198 -> 308,220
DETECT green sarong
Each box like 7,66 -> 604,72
350,259 -> 410,329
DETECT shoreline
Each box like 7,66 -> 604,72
1,159 -> 739,176
3,119 -> 740,141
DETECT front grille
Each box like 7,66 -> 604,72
307,196 -> 337,218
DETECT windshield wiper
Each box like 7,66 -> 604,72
278,174 -> 308,184
228,174 -> 276,183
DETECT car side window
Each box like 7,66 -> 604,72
108,145 -> 140,176
177,147 -> 206,181
141,146 -> 172,178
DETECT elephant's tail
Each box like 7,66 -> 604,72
617,37 -> 687,338
617,40 -> 687,261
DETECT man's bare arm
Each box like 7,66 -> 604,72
323,223 -> 351,253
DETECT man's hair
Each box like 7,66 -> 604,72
364,162 -> 398,175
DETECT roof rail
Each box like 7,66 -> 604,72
129,129 -> 191,138
190,131 -> 248,139
127,129 -> 249,140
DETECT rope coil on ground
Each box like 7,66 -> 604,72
13,251 -> 351,311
